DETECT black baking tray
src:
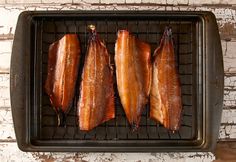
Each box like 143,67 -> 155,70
10,11 -> 224,152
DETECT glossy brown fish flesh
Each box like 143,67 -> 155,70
150,28 -> 182,131
115,30 -> 151,130
45,34 -> 81,125
78,25 -> 115,131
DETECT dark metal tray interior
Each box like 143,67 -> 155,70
36,15 -> 200,142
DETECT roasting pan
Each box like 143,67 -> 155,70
10,11 -> 224,152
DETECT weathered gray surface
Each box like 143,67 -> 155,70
0,0 -> 236,161
0,143 -> 215,162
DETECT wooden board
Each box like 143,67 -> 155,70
1,1 -> 236,161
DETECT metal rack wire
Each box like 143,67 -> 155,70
39,17 -> 196,141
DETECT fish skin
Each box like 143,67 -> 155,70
150,28 -> 182,131
78,27 -> 115,131
45,34 -> 81,113
115,30 -> 151,129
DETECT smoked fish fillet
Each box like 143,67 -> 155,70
78,25 -> 115,131
45,34 -> 81,126
150,28 -> 182,131
115,30 -> 151,130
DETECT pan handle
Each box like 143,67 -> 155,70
10,11 -> 33,151
203,11 -> 224,151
